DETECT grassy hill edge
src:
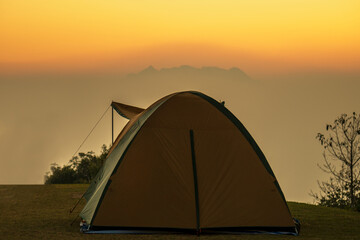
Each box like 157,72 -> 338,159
0,184 -> 359,240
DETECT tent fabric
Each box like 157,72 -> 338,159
80,91 -> 297,235
111,101 -> 144,120
81,94 -> 172,219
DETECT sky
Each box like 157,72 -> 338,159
0,0 -> 360,203
1,0 -> 359,76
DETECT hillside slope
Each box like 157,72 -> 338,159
0,185 -> 359,240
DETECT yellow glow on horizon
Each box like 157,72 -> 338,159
1,0 -> 359,74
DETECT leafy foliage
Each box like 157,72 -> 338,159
44,144 -> 109,184
312,112 -> 360,210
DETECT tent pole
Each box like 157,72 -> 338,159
112,106 -> 114,144
190,129 -> 201,235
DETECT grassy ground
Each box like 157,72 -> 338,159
0,185 -> 359,240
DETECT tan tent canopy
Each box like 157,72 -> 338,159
111,101 -> 144,120
80,91 -> 299,235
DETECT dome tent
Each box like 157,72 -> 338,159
79,91 -> 299,235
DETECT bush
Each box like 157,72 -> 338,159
44,144 -> 109,184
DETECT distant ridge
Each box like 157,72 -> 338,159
128,65 -> 251,81
138,65 -> 157,74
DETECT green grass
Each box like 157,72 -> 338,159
0,185 -> 359,240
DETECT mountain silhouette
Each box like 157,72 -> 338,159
127,65 -> 251,82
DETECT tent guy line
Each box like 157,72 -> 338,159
70,105 -> 111,161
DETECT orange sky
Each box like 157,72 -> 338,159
1,0 -> 360,76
